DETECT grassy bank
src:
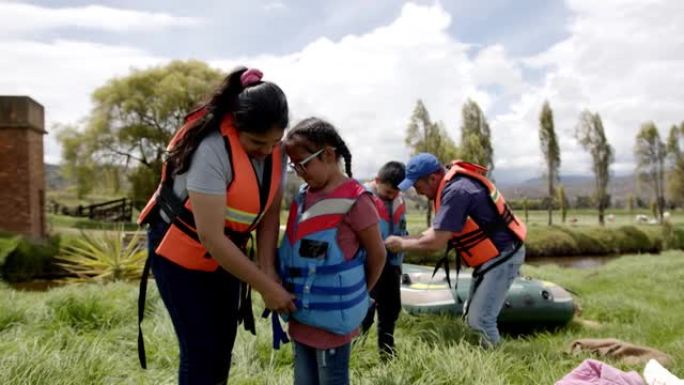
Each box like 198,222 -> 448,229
1,251 -> 683,384
403,221 -> 684,264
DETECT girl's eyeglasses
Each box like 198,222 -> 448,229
289,148 -> 324,174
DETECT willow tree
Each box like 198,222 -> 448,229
575,110 -> 614,225
459,99 -> 494,173
666,122 -> 684,206
405,99 -> 458,226
635,122 -> 666,222
539,101 -> 561,226
58,60 -> 225,204
557,184 -> 568,224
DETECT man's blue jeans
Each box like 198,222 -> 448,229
464,243 -> 525,348
293,341 -> 351,385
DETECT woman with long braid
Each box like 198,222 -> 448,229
137,67 -> 296,385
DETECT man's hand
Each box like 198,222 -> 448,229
385,235 -> 404,253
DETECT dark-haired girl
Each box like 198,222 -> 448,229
138,67 -> 296,385
276,117 -> 386,385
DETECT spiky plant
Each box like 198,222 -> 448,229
57,227 -> 146,282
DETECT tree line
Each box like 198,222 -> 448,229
56,60 -> 684,227
405,99 -> 683,227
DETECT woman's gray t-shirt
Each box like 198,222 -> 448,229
161,131 -> 286,221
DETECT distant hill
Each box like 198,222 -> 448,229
45,163 -> 66,190
498,174 -> 641,203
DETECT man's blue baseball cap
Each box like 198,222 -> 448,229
398,153 -> 443,191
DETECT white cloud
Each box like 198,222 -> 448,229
213,3 -> 489,178
0,39 -> 165,163
262,1 -> 287,12
0,2 -> 201,34
500,0 -> 684,180
0,2 -> 199,163
3,1 -> 683,184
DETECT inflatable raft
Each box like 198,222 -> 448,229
400,263 -> 575,325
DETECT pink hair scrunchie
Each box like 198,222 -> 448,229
241,68 -> 263,87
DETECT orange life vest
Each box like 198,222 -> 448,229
137,108 -> 283,272
435,160 -> 526,267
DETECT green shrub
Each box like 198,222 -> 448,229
524,226 -> 579,257
403,224 -> 675,263
0,235 -> 21,266
621,225 -> 661,253
0,234 -> 61,282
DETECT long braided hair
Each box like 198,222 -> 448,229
167,66 -> 289,175
286,117 -> 353,177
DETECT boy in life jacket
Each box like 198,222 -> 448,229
136,67 -> 296,385
361,161 -> 408,360
276,117 -> 386,385
385,153 -> 526,348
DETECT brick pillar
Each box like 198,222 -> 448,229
0,96 -> 46,238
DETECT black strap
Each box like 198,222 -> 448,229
432,242 -> 465,304
236,235 -> 256,335
137,252 -> 152,369
238,282 -> 256,335
472,242 -> 523,278
432,254 -> 451,288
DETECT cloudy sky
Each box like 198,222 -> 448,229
1,0 -> 683,183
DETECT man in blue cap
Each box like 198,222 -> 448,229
385,153 -> 526,348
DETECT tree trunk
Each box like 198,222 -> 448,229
426,205 -> 433,228
597,179 -> 605,226
548,166 -> 553,226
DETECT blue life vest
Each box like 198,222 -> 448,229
278,180 -> 370,335
366,183 -> 408,266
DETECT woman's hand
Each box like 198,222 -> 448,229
260,281 -> 297,314
261,262 -> 282,284
189,190 -> 295,313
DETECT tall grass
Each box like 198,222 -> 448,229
1,251 -> 683,384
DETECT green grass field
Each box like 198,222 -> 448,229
48,206 -> 676,237
1,251 -> 682,384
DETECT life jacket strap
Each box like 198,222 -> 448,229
432,242 -> 465,304
284,257 -> 364,278
286,276 -> 366,296
237,234 -> 257,335
261,309 -> 290,350
137,251 -> 153,369
294,289 -> 367,311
